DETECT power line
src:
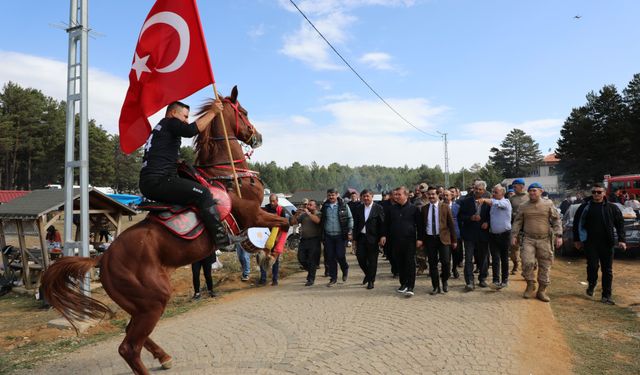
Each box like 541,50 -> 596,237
288,0 -> 440,138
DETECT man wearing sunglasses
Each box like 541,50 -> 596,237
572,184 -> 626,305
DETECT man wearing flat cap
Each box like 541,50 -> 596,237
512,182 -> 562,302
508,178 -> 528,275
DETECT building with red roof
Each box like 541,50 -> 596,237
0,190 -> 30,204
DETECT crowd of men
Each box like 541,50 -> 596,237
288,180 -> 626,305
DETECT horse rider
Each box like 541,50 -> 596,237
139,100 -> 231,247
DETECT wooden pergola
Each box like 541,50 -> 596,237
0,188 -> 137,289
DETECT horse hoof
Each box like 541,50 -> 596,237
161,358 -> 173,369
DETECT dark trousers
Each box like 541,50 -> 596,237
140,175 -> 215,209
140,175 -> 220,241
463,240 -> 489,285
392,240 -> 416,289
451,238 -> 464,271
356,236 -> 380,282
585,241 -> 614,298
298,237 -> 321,282
385,242 -> 398,275
322,246 -> 329,276
425,235 -> 451,289
192,253 -> 215,293
489,231 -> 511,283
324,235 -> 349,282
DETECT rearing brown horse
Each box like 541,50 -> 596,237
41,86 -> 290,375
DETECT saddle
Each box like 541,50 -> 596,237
138,164 -> 240,240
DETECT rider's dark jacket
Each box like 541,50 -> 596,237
140,118 -> 198,179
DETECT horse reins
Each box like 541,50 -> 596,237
194,99 -> 260,176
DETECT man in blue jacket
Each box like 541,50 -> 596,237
320,188 -> 354,287
572,184 -> 626,305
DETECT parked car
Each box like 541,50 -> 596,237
559,203 -> 640,256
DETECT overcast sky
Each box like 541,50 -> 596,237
2,0 -> 639,170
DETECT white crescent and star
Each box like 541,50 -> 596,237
131,11 -> 190,81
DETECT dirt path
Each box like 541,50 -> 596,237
14,254 -> 573,375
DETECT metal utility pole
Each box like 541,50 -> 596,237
437,131 -> 450,187
63,0 -> 90,293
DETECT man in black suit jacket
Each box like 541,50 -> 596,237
353,189 -> 385,289
458,181 -> 491,291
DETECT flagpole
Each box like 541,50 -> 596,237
191,0 -> 241,197
212,82 -> 242,198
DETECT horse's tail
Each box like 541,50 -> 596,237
41,255 -> 113,332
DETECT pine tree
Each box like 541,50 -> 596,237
489,129 -> 542,178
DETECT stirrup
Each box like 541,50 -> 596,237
229,233 -> 248,244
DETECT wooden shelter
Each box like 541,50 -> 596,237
0,188 -> 137,289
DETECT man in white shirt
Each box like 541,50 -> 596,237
352,189 -> 385,289
420,186 -> 458,294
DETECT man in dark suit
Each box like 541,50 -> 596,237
352,189 -> 385,289
458,180 -> 491,291
420,186 -> 458,294
380,186 -> 422,297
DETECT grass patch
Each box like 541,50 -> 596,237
0,331 -> 120,374
550,258 -> 640,375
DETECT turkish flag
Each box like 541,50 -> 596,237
118,0 -> 214,153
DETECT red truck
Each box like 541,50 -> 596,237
604,174 -> 640,198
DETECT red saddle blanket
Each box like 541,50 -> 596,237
141,185 -> 239,240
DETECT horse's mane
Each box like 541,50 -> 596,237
193,96 -> 225,165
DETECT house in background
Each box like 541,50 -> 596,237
501,153 -> 562,195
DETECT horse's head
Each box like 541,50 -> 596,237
219,85 -> 262,148
195,86 -> 262,164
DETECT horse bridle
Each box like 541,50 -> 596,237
215,98 -> 260,148
195,99 -> 260,169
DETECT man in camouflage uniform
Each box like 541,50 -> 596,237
511,183 -> 562,302
508,178 -> 529,275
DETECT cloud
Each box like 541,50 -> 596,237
320,97 -> 448,134
249,95 -> 475,169
0,50 -> 137,134
0,52 -> 559,169
280,12 -> 354,70
0,50 -> 178,135
278,0 -> 415,70
462,119 -> 562,140
460,118 -> 563,153
252,124 -> 494,171
359,52 -> 395,70
320,92 -> 359,102
279,0 -> 416,15
248,23 -> 266,39
314,80 -> 333,90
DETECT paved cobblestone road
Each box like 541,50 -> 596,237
28,255 -> 573,374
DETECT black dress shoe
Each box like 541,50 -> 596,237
586,286 -> 594,297
601,297 -> 615,305
478,280 -> 488,288
430,287 -> 441,295
362,276 -> 369,285
452,269 -> 459,279
304,280 -> 314,286
442,281 -> 448,293
366,281 -> 374,290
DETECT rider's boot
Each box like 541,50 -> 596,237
201,204 -> 231,247
201,203 -> 247,247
